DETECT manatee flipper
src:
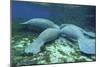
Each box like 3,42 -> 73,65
78,37 -> 96,54
25,28 -> 60,54
20,18 -> 60,31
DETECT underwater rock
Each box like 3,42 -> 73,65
60,24 -> 96,54
45,38 -> 76,63
24,28 -> 60,54
20,18 -> 60,30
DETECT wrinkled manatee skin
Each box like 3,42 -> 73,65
21,18 -> 60,30
24,28 -> 60,54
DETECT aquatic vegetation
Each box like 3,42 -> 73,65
11,32 -> 95,66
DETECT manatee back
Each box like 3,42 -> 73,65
23,18 -> 59,29
38,28 -> 60,42
60,24 -> 96,38
60,25 -> 84,40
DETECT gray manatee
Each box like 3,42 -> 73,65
78,37 -> 95,54
60,24 -> 84,40
25,28 -> 60,54
60,24 -> 96,54
60,24 -> 95,38
21,18 -> 60,30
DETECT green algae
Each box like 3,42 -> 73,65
11,32 -> 96,66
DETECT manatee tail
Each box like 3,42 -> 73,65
78,37 -> 96,54
24,39 -> 45,54
20,19 -> 32,24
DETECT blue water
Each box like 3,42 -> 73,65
11,1 -> 96,32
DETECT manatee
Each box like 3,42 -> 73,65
60,24 -> 96,54
25,28 -> 60,54
21,18 -> 60,31
78,37 -> 96,54
60,24 -> 95,38
60,24 -> 84,40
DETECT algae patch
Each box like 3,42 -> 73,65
11,32 -> 95,66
